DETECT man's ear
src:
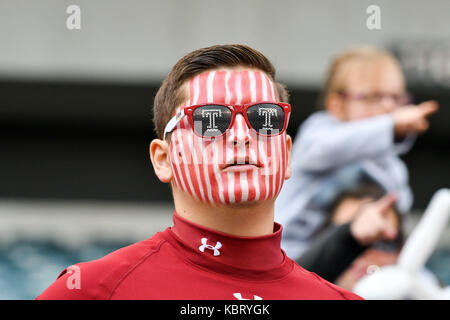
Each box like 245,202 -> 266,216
284,134 -> 292,180
149,139 -> 173,183
326,92 -> 346,120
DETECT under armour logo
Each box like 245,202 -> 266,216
198,238 -> 222,256
233,293 -> 263,300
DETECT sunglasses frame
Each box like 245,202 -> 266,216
182,101 -> 291,139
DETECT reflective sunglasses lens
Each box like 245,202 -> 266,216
247,104 -> 285,135
192,105 -> 232,137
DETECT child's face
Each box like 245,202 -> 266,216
168,68 -> 291,205
330,61 -> 407,121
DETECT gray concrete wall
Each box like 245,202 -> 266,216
1,0 -> 449,86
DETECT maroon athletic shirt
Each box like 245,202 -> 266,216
36,212 -> 363,300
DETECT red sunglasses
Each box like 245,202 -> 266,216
164,102 -> 291,139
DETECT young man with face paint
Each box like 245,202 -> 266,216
37,45 -> 362,300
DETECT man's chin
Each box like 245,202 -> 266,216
205,197 -> 260,207
226,199 -> 261,207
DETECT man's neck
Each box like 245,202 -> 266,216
172,187 -> 276,237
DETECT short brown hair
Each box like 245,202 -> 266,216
152,44 -> 288,139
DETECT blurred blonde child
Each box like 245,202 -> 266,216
275,46 -> 438,259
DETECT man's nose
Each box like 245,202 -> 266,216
227,114 -> 250,146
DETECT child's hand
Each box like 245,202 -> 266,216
392,100 -> 439,137
350,194 -> 398,246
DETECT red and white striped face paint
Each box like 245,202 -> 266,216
169,69 -> 288,205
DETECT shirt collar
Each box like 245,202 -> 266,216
164,211 -> 291,280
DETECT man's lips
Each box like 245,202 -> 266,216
222,164 -> 259,172
220,157 -> 262,172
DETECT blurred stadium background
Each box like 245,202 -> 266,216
0,0 -> 449,299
